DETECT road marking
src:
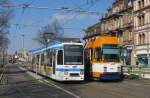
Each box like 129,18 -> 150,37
44,80 -> 50,83
38,79 -> 44,83
18,66 -> 43,79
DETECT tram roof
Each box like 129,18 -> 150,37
29,38 -> 82,54
47,38 -> 81,46
93,36 -> 118,48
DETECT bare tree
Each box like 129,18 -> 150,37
0,0 -> 12,49
0,0 -> 12,65
35,19 -> 64,45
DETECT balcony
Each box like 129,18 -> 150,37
134,5 -> 150,13
123,22 -> 133,28
123,40 -> 133,45
134,23 -> 150,32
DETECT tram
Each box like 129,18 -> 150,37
84,36 -> 123,80
29,38 -> 84,81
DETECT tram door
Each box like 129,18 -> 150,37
52,52 -> 56,74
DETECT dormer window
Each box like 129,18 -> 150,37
127,0 -> 132,7
138,0 -> 145,9
141,0 -> 144,8
138,1 -> 141,9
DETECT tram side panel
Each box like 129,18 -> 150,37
29,43 -> 84,81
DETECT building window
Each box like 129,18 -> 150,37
139,34 -> 146,45
142,33 -> 145,44
141,14 -> 145,26
139,34 -> 141,44
138,16 -> 141,26
138,14 -> 145,26
138,0 -> 145,9
141,0 -> 144,8
138,1 -> 141,9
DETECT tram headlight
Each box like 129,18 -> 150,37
117,67 -> 121,72
64,71 -> 68,75
104,67 -> 107,72
80,69 -> 84,75
64,69 -> 68,75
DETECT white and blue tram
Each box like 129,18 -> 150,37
29,39 -> 84,81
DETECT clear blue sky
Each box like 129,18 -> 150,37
8,0 -> 114,54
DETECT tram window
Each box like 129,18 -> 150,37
47,52 -> 52,66
64,45 -> 83,65
44,53 -> 47,65
94,48 -> 102,62
32,57 -> 35,64
86,49 -> 91,61
57,50 -> 63,65
85,49 -> 89,60
41,54 -> 44,65
53,52 -> 56,66
36,55 -> 40,65
91,49 -> 93,61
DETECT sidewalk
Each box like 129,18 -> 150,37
0,64 -> 75,98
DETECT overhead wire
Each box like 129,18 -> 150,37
13,0 -> 36,52
8,0 -> 111,52
61,0 -> 100,30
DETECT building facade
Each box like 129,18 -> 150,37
83,22 -> 101,43
134,0 -> 150,67
100,0 -> 135,65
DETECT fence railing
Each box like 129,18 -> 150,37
122,65 -> 150,79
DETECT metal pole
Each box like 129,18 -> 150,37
2,49 -> 4,66
36,63 -> 37,75
22,34 -> 25,58
22,34 -> 24,49
43,39 -> 48,74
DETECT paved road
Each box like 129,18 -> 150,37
0,64 -> 150,98
0,64 -> 76,98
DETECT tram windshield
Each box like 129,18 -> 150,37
102,44 -> 120,62
64,45 -> 83,65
